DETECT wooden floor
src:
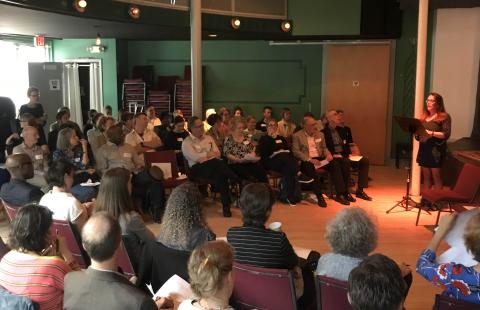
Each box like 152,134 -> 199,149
0,165 -> 444,309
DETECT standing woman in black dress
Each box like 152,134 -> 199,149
417,92 -> 451,190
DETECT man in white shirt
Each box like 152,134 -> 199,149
146,105 -> 161,131
125,112 -> 163,161
182,117 -> 239,217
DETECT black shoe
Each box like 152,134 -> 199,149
345,193 -> 356,202
356,190 -> 372,201
317,195 -> 327,208
298,173 -> 314,184
223,209 -> 232,217
334,195 -> 350,205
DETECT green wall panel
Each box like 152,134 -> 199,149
52,38 -> 118,115
288,0 -> 361,35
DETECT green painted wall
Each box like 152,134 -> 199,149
288,0 -> 361,35
52,38 -> 118,115
127,40 -> 324,123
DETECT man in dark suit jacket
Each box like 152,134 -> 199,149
322,110 -> 372,201
0,154 -> 43,206
63,212 -> 172,310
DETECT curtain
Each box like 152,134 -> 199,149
89,62 -> 103,113
63,63 -> 83,128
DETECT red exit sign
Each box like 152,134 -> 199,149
34,35 -> 45,47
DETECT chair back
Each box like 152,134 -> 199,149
51,219 -> 87,268
434,294 -> 480,309
1,200 -> 19,222
315,275 -> 352,310
231,262 -> 297,310
144,150 -> 183,188
453,163 -> 480,201
118,240 -> 135,277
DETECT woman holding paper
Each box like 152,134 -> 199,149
417,92 -> 452,190
223,117 -> 268,184
178,241 -> 235,310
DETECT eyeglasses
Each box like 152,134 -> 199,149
426,99 -> 436,103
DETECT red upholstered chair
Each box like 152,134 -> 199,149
1,199 -> 19,222
231,262 -> 298,310
416,163 -> 480,226
52,219 -> 88,268
118,241 -> 135,277
315,275 -> 352,310
434,294 -> 480,309
144,150 -> 187,190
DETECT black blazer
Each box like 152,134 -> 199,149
322,126 -> 351,157
64,267 -> 157,310
257,135 -> 290,163
0,179 -> 43,206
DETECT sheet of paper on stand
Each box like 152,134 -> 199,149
438,208 -> 480,266
153,274 -> 195,309
151,162 -> 173,179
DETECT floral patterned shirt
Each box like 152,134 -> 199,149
416,248 -> 480,304
223,135 -> 255,163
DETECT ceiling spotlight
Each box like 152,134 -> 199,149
231,17 -> 241,30
281,20 -> 292,32
128,6 -> 141,19
95,33 -> 102,46
73,0 -> 87,13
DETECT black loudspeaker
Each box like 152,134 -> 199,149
361,0 -> 402,38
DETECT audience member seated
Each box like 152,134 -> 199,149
64,212 -> 172,310
336,109 -> 361,156
233,106 -> 243,117
119,111 -> 135,136
218,107 -> 231,125
164,116 -> 190,172
182,117 -> 239,217
417,213 -> 480,304
146,104 -> 161,131
322,110 -> 372,202
316,207 -> 377,281
227,183 -> 313,305
178,241 -> 234,310
97,124 -> 165,222
48,109 -> 72,152
278,107 -> 297,143
103,105 -> 113,117
95,167 -> 155,269
86,112 -> 104,152
206,113 -> 227,150
53,127 -> 97,202
223,116 -> 267,183
256,119 -> 301,206
0,204 -> 77,310
203,108 -> 216,132
49,107 -> 83,138
82,109 -> 98,138
244,115 -> 264,145
125,112 -> 163,159
40,159 -> 90,232
89,115 -> 114,157
0,154 -> 43,206
348,254 -> 407,310
292,115 -> 332,208
6,112 -> 48,155
256,106 -> 273,132
157,182 -> 215,251
12,126 -> 48,190
155,111 -> 173,143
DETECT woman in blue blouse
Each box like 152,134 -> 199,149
416,213 -> 480,305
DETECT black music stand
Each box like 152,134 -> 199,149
386,116 -> 428,214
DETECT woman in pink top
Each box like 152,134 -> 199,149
0,203 -> 77,310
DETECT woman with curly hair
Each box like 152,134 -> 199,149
178,241 -> 234,310
157,182 -> 215,251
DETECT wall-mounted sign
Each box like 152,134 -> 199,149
49,79 -> 60,91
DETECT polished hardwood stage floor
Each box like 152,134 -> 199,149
0,165 -> 445,309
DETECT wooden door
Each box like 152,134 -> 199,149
324,44 -> 391,165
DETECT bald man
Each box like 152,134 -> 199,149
0,154 -> 43,206
64,212 -> 172,310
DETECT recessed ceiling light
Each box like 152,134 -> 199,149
281,20 -> 293,32
73,0 -> 87,13
128,6 -> 141,19
231,17 -> 241,30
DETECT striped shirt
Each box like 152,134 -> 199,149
0,250 -> 71,310
227,226 -> 298,269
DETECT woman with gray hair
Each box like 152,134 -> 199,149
157,182 -> 215,251
316,207 -> 378,281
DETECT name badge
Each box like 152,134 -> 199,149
177,137 -> 183,142
35,154 -> 43,160
243,140 -> 250,145
315,138 -> 322,143
123,153 -> 132,158
275,139 -> 282,144
261,123 -> 267,127
74,157 -> 81,162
